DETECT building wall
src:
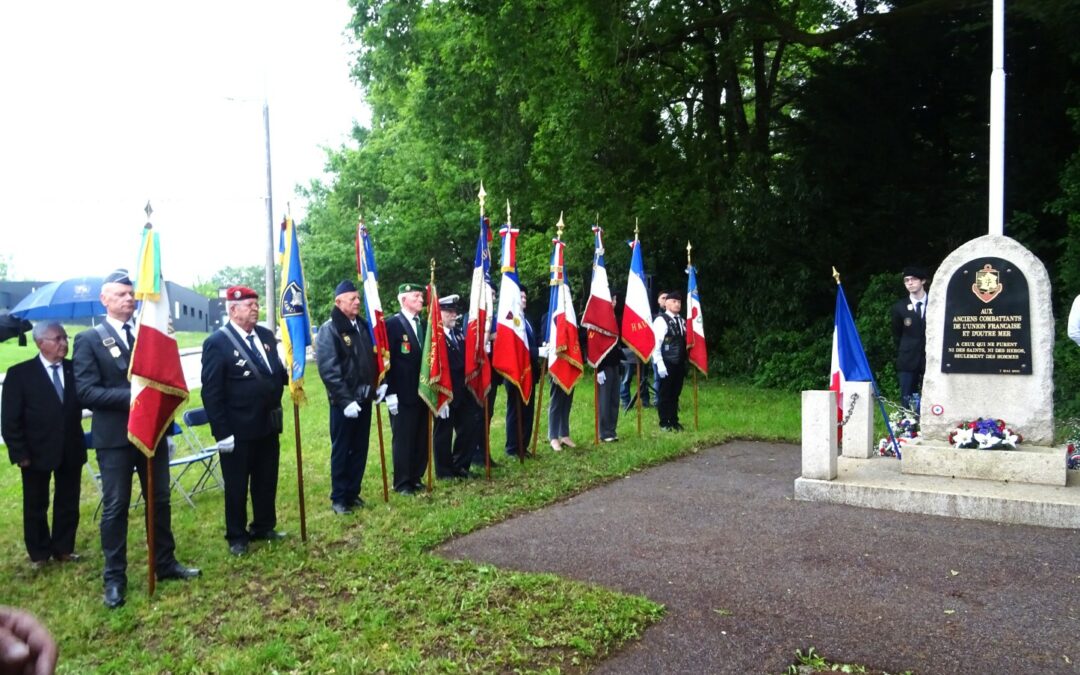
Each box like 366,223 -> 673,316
0,281 -> 46,313
166,281 -> 211,333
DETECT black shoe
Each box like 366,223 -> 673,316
250,530 -> 287,542
331,502 -> 352,515
350,497 -> 366,509
54,552 -> 82,563
103,584 -> 125,609
395,487 -> 416,496
229,542 -> 249,556
673,422 -> 685,431
158,563 -> 202,581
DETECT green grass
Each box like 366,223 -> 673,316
1,371 -> 800,673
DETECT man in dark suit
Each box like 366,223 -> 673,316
2,321 -> 87,568
433,295 -> 481,479
73,270 -> 200,609
201,286 -> 288,556
504,290 -> 541,457
383,282 -> 427,495
316,280 -> 377,514
890,266 -> 929,411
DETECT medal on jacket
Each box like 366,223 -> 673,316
401,334 -> 411,354
343,333 -> 352,347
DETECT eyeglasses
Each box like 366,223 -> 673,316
40,336 -> 69,342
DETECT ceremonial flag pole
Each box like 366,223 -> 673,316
129,202 -> 190,598
418,259 -> 453,491
686,242 -> 708,431
830,268 -> 900,457
356,201 -> 392,502
278,209 -> 312,542
582,216 -> 619,446
621,219 -> 655,437
466,184 -> 495,479
492,199 -> 533,463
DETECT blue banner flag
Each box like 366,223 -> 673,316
278,215 -> 312,404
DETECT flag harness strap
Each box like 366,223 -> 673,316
219,326 -> 268,381
94,323 -> 129,372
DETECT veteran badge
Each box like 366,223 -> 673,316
972,263 -> 1003,303
903,317 -> 912,327
109,346 -> 121,358
343,334 -> 352,347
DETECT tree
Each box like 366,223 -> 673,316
193,265 -> 267,300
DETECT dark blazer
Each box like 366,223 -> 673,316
73,322 -> 140,450
890,296 -> 927,373
200,324 -> 287,441
2,357 -> 87,470
385,312 -> 424,405
444,326 -> 468,402
316,308 -> 376,408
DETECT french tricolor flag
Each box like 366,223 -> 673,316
581,224 -> 618,367
464,216 -> 494,405
686,262 -> 708,375
545,233 -> 583,392
620,235 -> 655,361
357,220 -> 391,386
492,223 -> 533,404
829,283 -> 874,432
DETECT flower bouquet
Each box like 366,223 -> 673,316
948,417 -> 1022,450
877,411 -> 921,458
1068,441 -> 1079,471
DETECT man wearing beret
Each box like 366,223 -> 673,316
890,266 -> 930,411
316,280 -> 378,513
201,286 -> 288,556
432,294 -> 480,478
384,283 -> 428,495
73,270 -> 200,609
650,290 -> 687,431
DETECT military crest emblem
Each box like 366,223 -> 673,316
971,263 -> 1003,303
281,281 -> 305,317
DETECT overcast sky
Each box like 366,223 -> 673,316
0,0 -> 367,286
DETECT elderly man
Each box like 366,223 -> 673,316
651,290 -> 687,431
384,282 -> 427,495
201,286 -> 288,556
316,280 -> 377,514
73,270 -> 200,609
2,321 -> 86,569
432,294 -> 480,479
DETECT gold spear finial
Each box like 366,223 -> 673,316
634,217 -> 639,239
478,182 -> 486,218
143,201 -> 153,229
687,241 -> 692,266
556,211 -> 565,239
506,199 -> 512,225
430,258 -> 436,284
832,266 -> 841,285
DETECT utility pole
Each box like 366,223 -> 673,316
263,99 -> 276,329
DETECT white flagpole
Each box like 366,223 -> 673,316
988,0 -> 1005,236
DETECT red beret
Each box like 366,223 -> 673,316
226,286 -> 258,301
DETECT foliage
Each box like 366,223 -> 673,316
0,375 -> 801,672
192,265 -> 268,300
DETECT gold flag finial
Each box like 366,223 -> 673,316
430,258 -> 436,284
556,211 -> 565,239
832,266 -> 841,285
478,182 -> 487,217
506,199 -> 512,225
634,217 -> 639,239
687,241 -> 692,266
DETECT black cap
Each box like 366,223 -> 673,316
902,265 -> 929,281
334,279 -> 358,296
104,269 -> 132,285
665,290 -> 682,301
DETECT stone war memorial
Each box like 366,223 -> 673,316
795,233 -> 1079,528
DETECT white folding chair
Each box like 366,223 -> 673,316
170,409 -> 222,506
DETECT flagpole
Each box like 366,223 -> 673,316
636,361 -> 643,437
484,400 -> 492,480
688,242 -> 699,431
479,184 -> 493,480
530,367 -> 546,454
594,372 -> 600,446
516,397 -> 525,463
427,410 -> 435,492
376,407 -> 389,502
293,405 -> 308,542
146,454 -> 156,598
427,258 -> 436,492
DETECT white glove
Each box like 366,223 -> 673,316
538,343 -> 549,358
217,435 -> 236,453
655,361 -> 668,379
436,405 -> 450,419
596,371 -> 607,386
374,384 -> 388,403
385,393 -> 399,415
344,401 -> 362,418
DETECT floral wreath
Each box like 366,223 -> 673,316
948,417 -> 1022,450
877,410 -> 921,458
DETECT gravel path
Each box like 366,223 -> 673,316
437,441 -> 1079,674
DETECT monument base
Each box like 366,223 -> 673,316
794,456 -> 1080,530
901,442 -> 1066,486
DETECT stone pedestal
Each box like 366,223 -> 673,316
801,390 -> 837,480
902,442 -> 1066,486
841,381 -> 876,459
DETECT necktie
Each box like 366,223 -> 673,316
247,334 -> 269,373
413,316 -> 421,338
50,364 -> 64,401
916,301 -> 923,319
123,323 -> 136,351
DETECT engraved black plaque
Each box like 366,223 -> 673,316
940,257 -> 1031,374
